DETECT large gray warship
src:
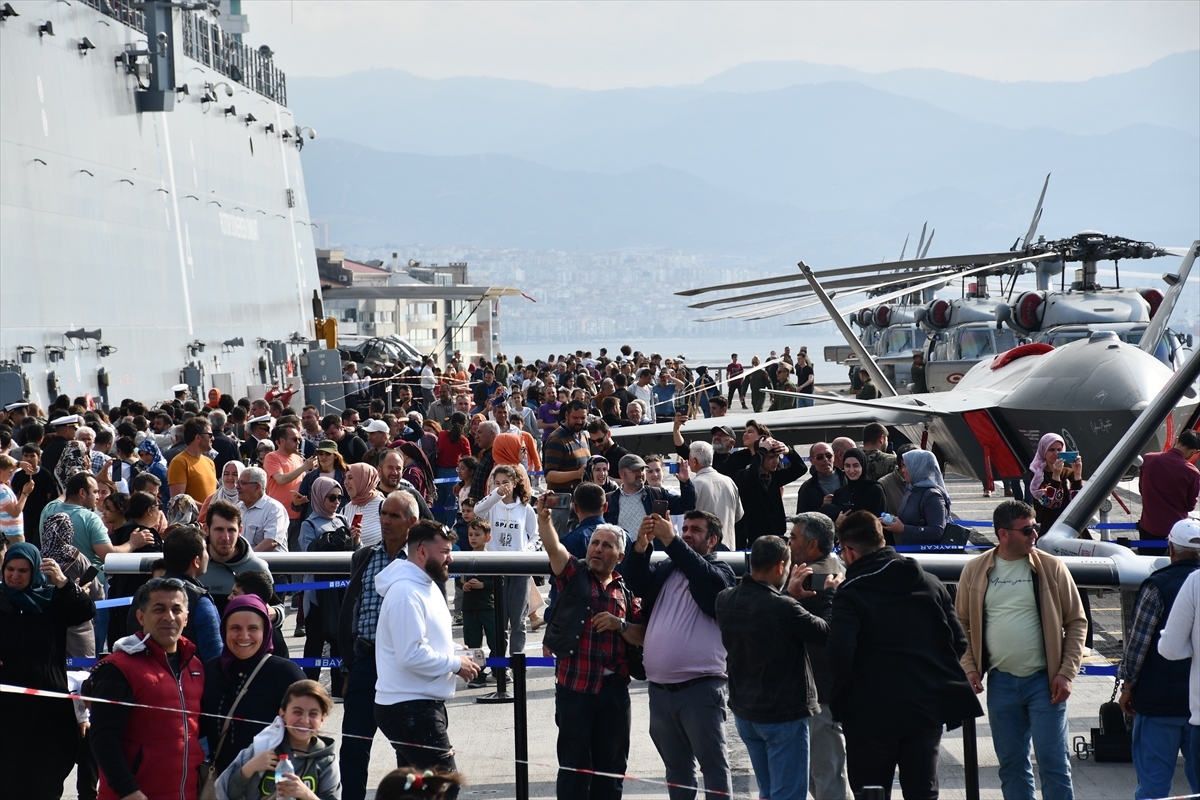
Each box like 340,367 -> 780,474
0,0 -> 321,408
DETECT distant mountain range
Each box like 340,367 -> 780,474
294,52 -> 1199,259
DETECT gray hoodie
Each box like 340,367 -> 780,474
218,733 -> 340,800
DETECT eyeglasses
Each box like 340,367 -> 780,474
1005,524 -> 1040,537
326,493 -> 343,501
812,453 -> 833,461
588,437 -> 605,446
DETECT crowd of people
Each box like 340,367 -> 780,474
0,342 -> 1197,800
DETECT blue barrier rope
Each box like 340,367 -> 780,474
952,521 -> 1138,530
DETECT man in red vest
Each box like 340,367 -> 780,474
90,577 -> 206,800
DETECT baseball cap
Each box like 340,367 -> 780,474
362,419 -> 390,434
618,454 -> 647,471
711,425 -> 735,439
317,439 -> 339,454
1168,517 -> 1200,549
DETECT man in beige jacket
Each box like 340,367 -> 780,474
956,500 -> 1087,800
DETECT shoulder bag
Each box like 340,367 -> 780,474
197,653 -> 271,800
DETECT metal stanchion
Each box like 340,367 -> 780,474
513,652 -> 529,800
963,717 -> 980,800
478,576 -> 513,704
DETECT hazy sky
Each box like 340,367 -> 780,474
243,1 -> 1198,88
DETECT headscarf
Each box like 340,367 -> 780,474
842,448 -> 870,483
903,449 -> 950,503
1,543 -> 55,613
492,433 -> 524,466
137,438 -> 167,469
397,441 -> 436,504
41,513 -> 78,568
310,476 -> 340,521
1030,432 -> 1065,499
218,593 -> 274,680
216,461 -> 244,504
54,441 -> 90,493
346,462 -> 380,507
167,494 -> 200,528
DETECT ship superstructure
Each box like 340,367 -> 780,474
0,0 -> 322,407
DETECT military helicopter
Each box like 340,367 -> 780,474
681,175 -> 1192,393
614,242 -> 1199,491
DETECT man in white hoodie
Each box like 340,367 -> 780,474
373,520 -> 479,794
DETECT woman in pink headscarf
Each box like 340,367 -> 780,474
343,462 -> 383,548
1029,432 -> 1085,531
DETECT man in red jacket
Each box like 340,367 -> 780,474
1138,430 -> 1200,549
90,577 -> 206,800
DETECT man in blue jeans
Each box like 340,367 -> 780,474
337,490 -> 418,800
716,535 -> 828,800
957,500 -> 1088,800
1118,517 -> 1200,798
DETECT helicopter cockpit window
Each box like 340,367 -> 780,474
1125,331 -> 1172,365
884,329 -> 914,355
957,329 -> 995,361
1049,332 -> 1088,348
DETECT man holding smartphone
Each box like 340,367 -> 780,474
624,510 -> 737,800
604,454 -> 696,541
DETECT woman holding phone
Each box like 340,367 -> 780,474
1029,433 -> 1084,530
1029,432 -> 1093,648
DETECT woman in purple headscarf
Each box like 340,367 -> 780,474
1029,432 -> 1085,531
201,593 -> 305,775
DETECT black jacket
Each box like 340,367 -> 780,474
827,547 -> 981,735
716,576 -> 829,723
620,535 -> 736,620
733,449 -> 808,549
823,477 -> 886,520
796,469 -> 847,514
338,543 -> 406,674
604,481 -> 696,527
211,431 -> 241,474
201,654 -> 306,774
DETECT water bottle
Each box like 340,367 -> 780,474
275,754 -> 295,788
880,512 -> 896,524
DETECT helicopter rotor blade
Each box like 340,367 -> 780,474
899,233 -> 909,262
1139,240 -> 1198,355
1022,173 -> 1051,249
915,222 -> 927,262
783,251 -> 1058,326
688,267 -> 964,309
920,229 -> 935,259
674,250 -> 1028,297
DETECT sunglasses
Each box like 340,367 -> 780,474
326,493 -> 343,501
1006,525 -> 1040,537
812,453 -> 833,461
144,577 -> 186,592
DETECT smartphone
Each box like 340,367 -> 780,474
651,499 -> 670,518
673,399 -> 690,416
111,459 -> 121,481
80,565 -> 99,585
351,513 -> 363,528
543,493 -> 573,510
1059,451 -> 1078,463
802,572 -> 830,592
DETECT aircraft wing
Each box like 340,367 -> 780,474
608,400 -> 934,455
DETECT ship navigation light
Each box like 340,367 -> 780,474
38,20 -> 53,37
244,113 -> 256,126
223,105 -> 237,117
78,37 -> 96,54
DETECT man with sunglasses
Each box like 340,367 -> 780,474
796,442 -> 845,514
956,500 -> 1088,800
